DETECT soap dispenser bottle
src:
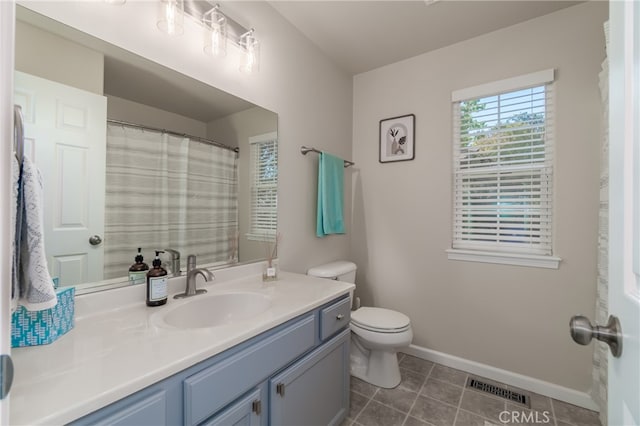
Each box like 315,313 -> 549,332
146,250 -> 168,307
129,248 -> 149,286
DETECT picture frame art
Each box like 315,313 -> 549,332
379,114 -> 415,163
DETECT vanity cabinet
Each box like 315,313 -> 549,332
70,295 -> 350,426
269,329 -> 350,426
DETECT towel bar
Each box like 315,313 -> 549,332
300,146 -> 354,168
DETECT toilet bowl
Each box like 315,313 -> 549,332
307,261 -> 414,389
349,307 -> 413,388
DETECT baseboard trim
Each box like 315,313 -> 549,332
403,344 -> 599,411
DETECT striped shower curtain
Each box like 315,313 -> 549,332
103,124 -> 238,279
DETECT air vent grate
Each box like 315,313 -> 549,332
466,378 -> 530,407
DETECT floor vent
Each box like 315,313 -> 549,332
466,378 -> 530,408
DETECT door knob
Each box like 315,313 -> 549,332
570,314 -> 622,358
89,235 -> 103,246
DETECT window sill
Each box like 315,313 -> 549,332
446,249 -> 561,269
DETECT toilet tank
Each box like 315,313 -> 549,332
307,261 -> 357,283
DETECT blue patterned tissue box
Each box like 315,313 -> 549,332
11,287 -> 75,347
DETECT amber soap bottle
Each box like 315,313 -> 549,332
128,247 -> 149,286
146,250 -> 168,307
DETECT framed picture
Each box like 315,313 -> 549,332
379,114 -> 415,163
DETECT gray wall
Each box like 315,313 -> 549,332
207,107 -> 278,262
15,20 -> 103,94
351,1 -> 607,392
107,95 -> 208,138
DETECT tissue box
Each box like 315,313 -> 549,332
11,287 -> 75,347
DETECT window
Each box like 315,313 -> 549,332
447,70 -> 561,268
247,132 -> 278,241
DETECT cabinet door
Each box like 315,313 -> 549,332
269,329 -> 350,426
201,388 -> 262,426
71,390 -> 167,426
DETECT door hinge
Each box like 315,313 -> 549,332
0,354 -> 14,400
276,382 -> 285,397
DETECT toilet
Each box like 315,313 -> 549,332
307,261 -> 413,388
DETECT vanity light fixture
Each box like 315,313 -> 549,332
238,28 -> 260,74
156,0 -> 259,74
157,0 -> 184,36
202,4 -> 227,57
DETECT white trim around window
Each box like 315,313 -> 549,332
446,249 -> 561,269
449,69 -> 561,268
247,132 -> 278,242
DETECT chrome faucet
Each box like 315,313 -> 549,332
163,248 -> 181,277
174,255 -> 213,299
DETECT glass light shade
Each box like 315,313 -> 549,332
104,0 -> 126,4
203,9 -> 227,57
239,33 -> 260,74
157,0 -> 184,36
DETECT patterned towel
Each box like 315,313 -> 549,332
11,156 -> 21,312
16,156 -> 57,311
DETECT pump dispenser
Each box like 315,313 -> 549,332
146,250 -> 168,306
129,248 -> 149,285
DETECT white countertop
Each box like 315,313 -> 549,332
9,264 -> 353,425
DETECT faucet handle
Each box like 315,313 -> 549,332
187,254 -> 197,271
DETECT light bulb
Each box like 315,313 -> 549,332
203,7 -> 227,57
157,0 -> 184,36
239,30 -> 260,74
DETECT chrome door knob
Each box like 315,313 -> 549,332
88,235 -> 103,246
570,314 -> 623,358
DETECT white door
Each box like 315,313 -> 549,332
13,71 -> 107,287
0,1 -> 15,424
608,1 -> 640,425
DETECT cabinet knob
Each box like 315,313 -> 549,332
276,382 -> 285,397
252,399 -> 262,415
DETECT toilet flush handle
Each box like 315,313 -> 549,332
336,314 -> 345,320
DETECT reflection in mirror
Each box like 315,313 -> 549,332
14,6 -> 278,294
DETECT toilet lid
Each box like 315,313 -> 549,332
351,307 -> 411,332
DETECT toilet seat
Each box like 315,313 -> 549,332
351,307 -> 411,333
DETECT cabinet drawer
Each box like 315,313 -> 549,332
184,315 -> 316,425
320,297 -> 351,341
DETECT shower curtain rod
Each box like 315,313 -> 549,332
107,119 -> 239,153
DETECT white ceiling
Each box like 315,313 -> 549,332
268,1 -> 584,75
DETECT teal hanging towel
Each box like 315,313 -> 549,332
316,152 -> 345,237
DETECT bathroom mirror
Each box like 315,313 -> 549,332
14,6 -> 278,294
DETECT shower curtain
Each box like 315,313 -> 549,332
103,124 -> 238,279
592,20 -> 609,426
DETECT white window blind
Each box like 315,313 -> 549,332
452,80 -> 554,257
248,133 -> 278,241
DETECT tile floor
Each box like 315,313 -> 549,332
342,353 -> 601,426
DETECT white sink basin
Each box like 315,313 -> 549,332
161,292 -> 272,329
